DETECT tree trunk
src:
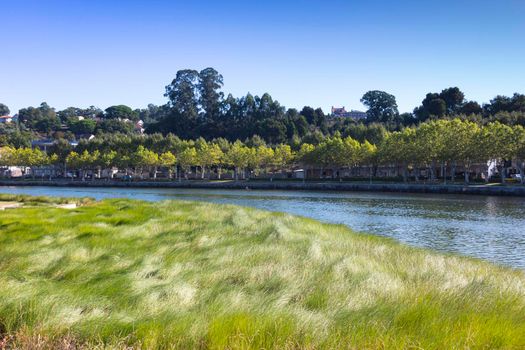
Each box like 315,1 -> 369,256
234,167 -> 238,181
464,169 -> 469,184
500,161 -> 506,184
518,161 -> 524,185
201,166 -> 205,179
451,161 -> 456,184
153,166 -> 157,180
430,160 -> 436,182
402,162 -> 408,183
443,162 -> 447,185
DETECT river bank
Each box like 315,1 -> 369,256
1,179 -> 525,196
1,195 -> 524,349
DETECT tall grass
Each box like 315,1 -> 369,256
0,196 -> 524,349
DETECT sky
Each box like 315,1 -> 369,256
1,0 -> 525,115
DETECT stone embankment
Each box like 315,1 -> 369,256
1,179 -> 525,196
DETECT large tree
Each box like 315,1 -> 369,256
105,105 -> 138,121
165,69 -> 200,121
360,90 -> 399,123
198,67 -> 224,123
160,69 -> 200,138
414,87 -> 466,121
18,102 -> 60,133
0,103 -> 10,116
439,87 -> 465,114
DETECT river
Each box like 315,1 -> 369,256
1,186 -> 525,269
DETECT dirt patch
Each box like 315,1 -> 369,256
0,202 -> 21,210
56,203 -> 77,209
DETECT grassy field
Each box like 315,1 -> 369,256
0,195 -> 524,349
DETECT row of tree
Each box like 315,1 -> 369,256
2,68 -> 525,147
1,119 -> 524,184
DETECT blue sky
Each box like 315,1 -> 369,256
1,0 -> 524,114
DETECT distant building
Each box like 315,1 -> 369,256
0,115 -> 13,123
331,106 -> 367,120
32,139 -> 78,152
135,120 -> 145,134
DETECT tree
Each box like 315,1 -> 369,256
359,140 -> 378,181
480,122 -> 514,183
14,148 -> 48,179
177,147 -> 197,180
0,147 -> 15,168
69,119 -> 96,135
426,98 -> 447,118
440,87 -> 465,114
0,103 -> 9,116
135,145 -> 160,179
49,139 -> 74,176
96,119 -> 134,134
360,90 -> 399,123
159,151 -> 177,179
198,68 -> 224,123
379,129 -> 417,182
57,106 -> 102,122
105,105 -> 138,121
195,139 -> 219,179
254,145 -> 274,178
513,125 -> 525,184
297,143 -> 315,181
273,144 -> 294,178
226,141 -> 251,181
165,69 -> 200,120
66,150 -> 99,181
18,102 -> 60,133
414,87 -> 466,121
460,101 -> 482,115
101,150 -> 117,179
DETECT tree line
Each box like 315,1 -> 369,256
1,119 -> 524,184
2,68 -> 525,148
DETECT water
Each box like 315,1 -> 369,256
2,186 -> 525,269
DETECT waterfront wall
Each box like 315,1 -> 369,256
1,180 -> 525,197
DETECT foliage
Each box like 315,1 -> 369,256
104,105 -> 138,121
0,103 -> 10,116
360,90 -> 399,123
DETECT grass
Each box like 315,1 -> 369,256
0,195 -> 524,349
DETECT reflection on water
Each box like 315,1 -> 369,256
1,186 -> 525,269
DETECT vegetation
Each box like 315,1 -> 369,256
1,118 -> 525,184
2,69 -> 525,148
0,196 -> 524,349
0,193 -> 91,205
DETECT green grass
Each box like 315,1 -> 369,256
0,195 -> 524,349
